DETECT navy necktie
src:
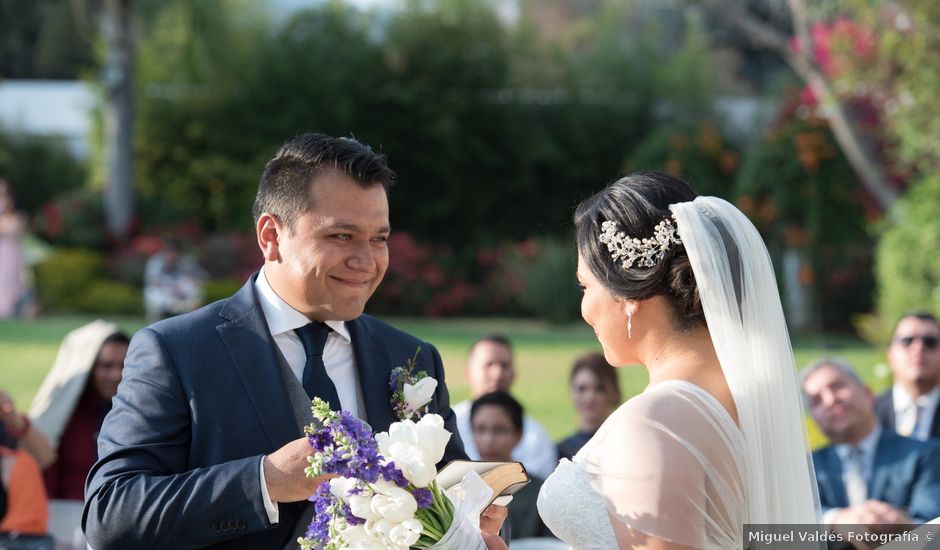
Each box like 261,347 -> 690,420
294,322 -> 341,411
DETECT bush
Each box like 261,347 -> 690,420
204,277 -> 244,305
508,237 -> 581,324
0,132 -> 86,216
32,187 -> 108,249
78,281 -> 143,315
875,175 -> 940,335
34,248 -> 105,310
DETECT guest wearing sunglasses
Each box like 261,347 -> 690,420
876,311 -> 940,442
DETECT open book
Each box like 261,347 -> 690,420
437,460 -> 530,507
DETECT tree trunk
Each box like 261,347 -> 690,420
101,0 -> 135,242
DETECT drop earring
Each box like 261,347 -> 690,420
627,310 -> 633,339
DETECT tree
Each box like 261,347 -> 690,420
101,0 -> 135,242
698,0 -> 899,210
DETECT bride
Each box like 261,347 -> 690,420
486,171 -> 820,549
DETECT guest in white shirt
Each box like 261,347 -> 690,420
452,334 -> 558,479
876,312 -> 940,442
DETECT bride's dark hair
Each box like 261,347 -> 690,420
574,171 -> 705,331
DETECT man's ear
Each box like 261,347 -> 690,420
257,213 -> 282,262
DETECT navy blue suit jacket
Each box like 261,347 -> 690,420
875,390 -> 940,441
812,430 -> 940,523
83,275 -> 466,549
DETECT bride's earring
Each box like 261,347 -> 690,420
627,310 -> 633,339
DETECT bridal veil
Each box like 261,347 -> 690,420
670,196 -> 821,526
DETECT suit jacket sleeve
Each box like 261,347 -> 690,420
907,441 -> 940,523
83,328 -> 272,550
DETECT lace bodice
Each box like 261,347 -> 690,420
537,381 -> 747,549
537,459 -> 617,550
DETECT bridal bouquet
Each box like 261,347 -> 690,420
298,397 -> 490,550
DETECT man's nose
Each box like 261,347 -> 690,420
348,242 -> 376,271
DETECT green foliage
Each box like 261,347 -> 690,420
81,281 -> 144,315
875,175 -> 940,332
511,237 -> 581,324
31,187 -> 108,249
130,0 -> 721,246
34,249 -> 105,310
203,277 -> 244,305
0,132 -> 86,215
627,120 -> 738,197
735,114 -> 875,330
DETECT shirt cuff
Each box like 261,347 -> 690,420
822,507 -> 842,526
259,457 -> 279,525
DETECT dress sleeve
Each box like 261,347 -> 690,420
577,386 -> 745,549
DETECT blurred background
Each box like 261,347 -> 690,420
1,0 -> 938,444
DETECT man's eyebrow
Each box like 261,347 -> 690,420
327,222 -> 391,233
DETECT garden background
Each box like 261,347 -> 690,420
2,0 -> 940,448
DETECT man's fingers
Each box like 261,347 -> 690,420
480,504 -> 508,536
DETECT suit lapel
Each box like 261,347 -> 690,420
216,276 -> 300,449
931,400 -> 940,439
347,317 -> 397,434
817,447 -> 847,507
869,431 -> 896,501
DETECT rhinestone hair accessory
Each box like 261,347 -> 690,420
598,215 -> 682,270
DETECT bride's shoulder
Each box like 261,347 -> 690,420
617,380 -> 706,418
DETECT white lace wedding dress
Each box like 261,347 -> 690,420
537,380 -> 747,549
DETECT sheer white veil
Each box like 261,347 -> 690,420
670,196 -> 821,526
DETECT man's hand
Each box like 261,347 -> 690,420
263,437 -> 334,503
480,504 -> 508,537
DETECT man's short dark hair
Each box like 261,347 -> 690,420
468,333 -> 513,356
891,310 -> 940,339
470,391 -> 524,433
251,133 -> 395,230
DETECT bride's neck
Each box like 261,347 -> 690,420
642,327 -> 720,386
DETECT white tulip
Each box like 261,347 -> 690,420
348,492 -> 379,522
339,524 -> 386,549
388,518 -> 424,548
369,485 -> 418,523
403,377 -> 438,412
376,414 -> 451,487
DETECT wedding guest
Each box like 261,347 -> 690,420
143,236 -> 208,322
556,352 -> 621,461
453,334 -> 558,479
802,358 -> 940,527
0,442 -> 49,535
876,311 -> 940,442
0,178 -> 26,318
82,134 -> 494,550
471,392 -> 554,541
29,320 -> 129,500
0,389 -> 55,469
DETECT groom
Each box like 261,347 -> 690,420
83,134 -> 468,549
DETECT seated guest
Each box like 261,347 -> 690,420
29,321 -> 129,500
143,237 -> 207,322
471,391 -> 554,541
556,352 -> 621,461
453,334 -> 558,479
0,389 -> 55,469
876,311 -> 940,442
801,358 -> 940,529
0,443 -> 49,535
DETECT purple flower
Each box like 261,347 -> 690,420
413,487 -> 433,509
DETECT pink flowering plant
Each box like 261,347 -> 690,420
299,398 -> 458,550
389,347 -> 438,421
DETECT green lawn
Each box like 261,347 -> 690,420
0,315 -> 889,449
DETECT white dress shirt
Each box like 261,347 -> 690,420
254,268 -> 361,524
453,399 -> 559,480
823,425 -> 882,525
892,384 -> 940,441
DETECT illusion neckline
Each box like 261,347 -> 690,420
647,379 -> 742,431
